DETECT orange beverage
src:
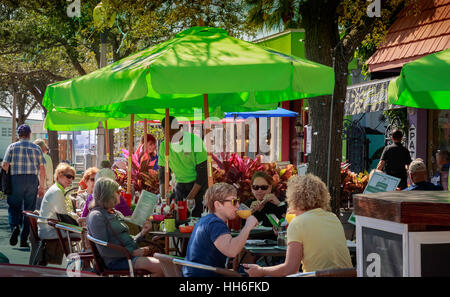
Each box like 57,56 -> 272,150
236,210 -> 252,219
286,213 -> 296,224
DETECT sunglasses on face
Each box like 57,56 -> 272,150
252,185 -> 269,191
88,178 -> 95,182
64,174 -> 75,180
222,198 -> 240,207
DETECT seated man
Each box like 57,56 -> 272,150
403,158 -> 443,191
182,182 -> 258,277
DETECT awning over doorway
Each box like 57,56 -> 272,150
344,77 -> 402,116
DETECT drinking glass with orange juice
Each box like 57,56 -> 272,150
286,213 -> 296,224
236,203 -> 252,219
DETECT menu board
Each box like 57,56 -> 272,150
363,171 -> 400,194
348,171 -> 401,225
127,190 -> 158,227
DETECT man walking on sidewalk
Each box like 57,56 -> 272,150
2,124 -> 46,248
377,129 -> 412,190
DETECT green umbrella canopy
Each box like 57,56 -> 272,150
388,48 -> 450,110
42,26 -> 334,114
43,110 -> 150,131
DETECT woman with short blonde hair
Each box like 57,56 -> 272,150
286,174 -> 331,212
205,182 -> 237,213
39,162 -> 77,240
245,174 -> 352,277
53,163 -> 76,185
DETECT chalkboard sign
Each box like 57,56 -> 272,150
362,226 -> 403,277
421,243 -> 450,277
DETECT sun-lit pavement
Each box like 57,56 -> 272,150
0,198 -> 65,268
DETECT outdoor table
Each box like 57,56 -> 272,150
353,190 -> 450,277
230,226 -> 275,239
232,239 -> 357,270
148,230 -> 191,256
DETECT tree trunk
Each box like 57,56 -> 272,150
301,0 -> 342,214
47,129 -> 59,169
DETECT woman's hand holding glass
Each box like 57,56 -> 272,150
242,215 -> 259,229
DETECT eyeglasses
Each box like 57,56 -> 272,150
64,174 -> 75,180
222,198 -> 240,207
88,177 -> 95,182
252,185 -> 269,191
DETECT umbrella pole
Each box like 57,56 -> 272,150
165,109 -> 170,205
144,118 -> 148,150
203,94 -> 213,188
127,114 -> 135,194
105,120 -> 109,161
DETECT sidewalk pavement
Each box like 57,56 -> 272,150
0,198 -> 65,268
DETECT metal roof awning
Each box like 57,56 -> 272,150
344,77 -> 403,116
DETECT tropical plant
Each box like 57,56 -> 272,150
212,153 -> 297,203
115,148 -> 159,195
340,162 -> 369,208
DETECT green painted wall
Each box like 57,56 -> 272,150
256,30 -> 305,58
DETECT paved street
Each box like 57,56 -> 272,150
0,197 -> 65,268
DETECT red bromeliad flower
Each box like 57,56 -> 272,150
212,153 -> 297,203
114,149 -> 160,196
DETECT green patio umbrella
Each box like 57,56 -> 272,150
43,26 -> 335,201
388,48 -> 450,109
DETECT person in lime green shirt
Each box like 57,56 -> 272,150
158,116 -> 208,217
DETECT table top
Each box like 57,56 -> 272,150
231,226 -> 274,237
354,190 -> 450,225
148,230 -> 192,238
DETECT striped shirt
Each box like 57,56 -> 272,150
3,139 -> 46,176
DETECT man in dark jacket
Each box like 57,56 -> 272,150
376,129 -> 412,189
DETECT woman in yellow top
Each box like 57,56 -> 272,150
244,174 -> 352,276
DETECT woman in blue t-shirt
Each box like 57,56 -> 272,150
182,183 -> 258,277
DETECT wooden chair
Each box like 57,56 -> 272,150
46,221 -> 93,269
287,267 -> 357,277
46,221 -> 83,256
153,253 -> 183,277
172,257 -> 243,277
87,234 -> 150,277
22,211 -> 60,265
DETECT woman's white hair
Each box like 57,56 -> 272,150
93,177 -> 119,209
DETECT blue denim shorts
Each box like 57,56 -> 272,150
106,256 -> 138,270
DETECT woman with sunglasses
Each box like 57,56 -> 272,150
74,167 -> 98,211
247,171 -> 287,228
38,162 -> 79,240
244,174 -> 352,277
183,182 -> 258,277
